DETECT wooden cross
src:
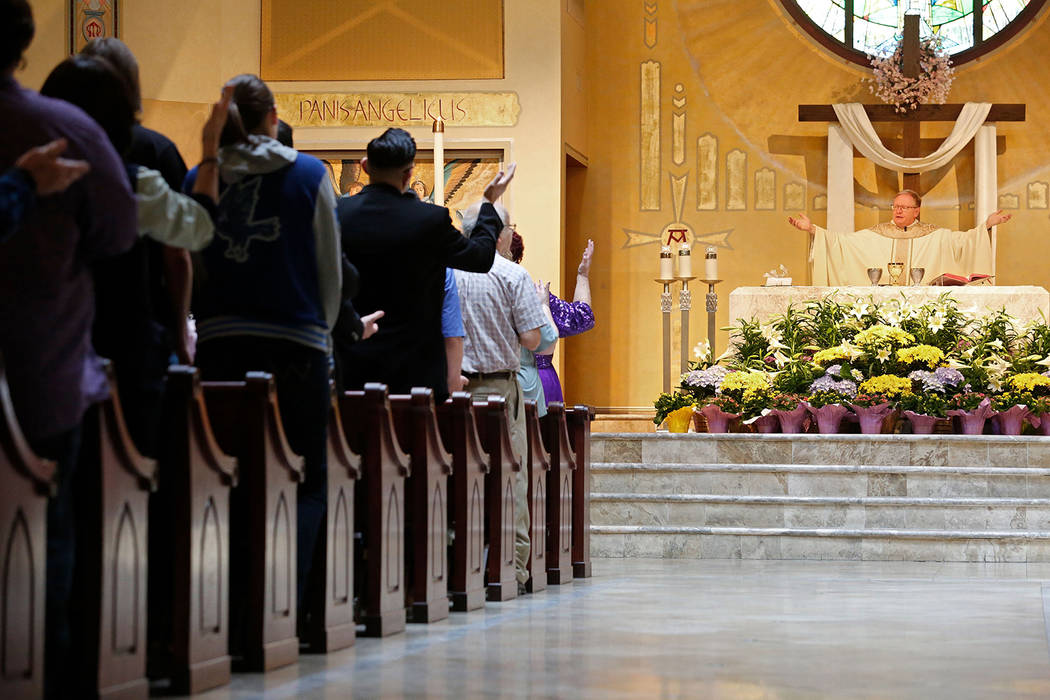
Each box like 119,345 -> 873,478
798,15 -> 1025,193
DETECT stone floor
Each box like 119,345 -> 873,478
186,558 -> 1050,699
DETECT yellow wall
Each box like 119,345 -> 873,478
561,0 -> 1050,412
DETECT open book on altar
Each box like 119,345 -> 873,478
929,273 -> 994,286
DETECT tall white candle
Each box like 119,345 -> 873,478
433,119 -> 445,206
659,246 -> 673,280
705,246 -> 718,280
677,243 -> 692,278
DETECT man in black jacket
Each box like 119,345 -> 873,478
338,127 -> 514,401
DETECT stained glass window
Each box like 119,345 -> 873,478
784,0 -> 1042,63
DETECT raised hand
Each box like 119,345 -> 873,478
788,213 -> 814,234
577,239 -> 594,276
534,279 -> 550,305
985,209 -> 1012,229
201,85 -> 234,158
483,163 -> 517,203
15,138 -> 90,196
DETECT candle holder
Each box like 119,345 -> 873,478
656,277 -> 675,392
699,278 -> 723,359
677,276 -> 696,375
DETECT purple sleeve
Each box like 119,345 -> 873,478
548,291 -> 595,338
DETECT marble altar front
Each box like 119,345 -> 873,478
728,285 -> 1050,325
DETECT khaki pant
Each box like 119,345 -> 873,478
467,375 -> 530,584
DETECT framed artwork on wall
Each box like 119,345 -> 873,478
306,149 -> 507,229
69,0 -> 119,54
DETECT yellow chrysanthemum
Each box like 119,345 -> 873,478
812,346 -> 851,367
719,371 -> 770,394
854,325 -> 915,350
1006,373 -> 1050,392
858,374 -> 913,398
896,344 -> 946,369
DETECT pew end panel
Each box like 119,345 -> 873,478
339,383 -> 409,637
77,363 -> 158,699
390,388 -> 451,624
435,392 -> 488,612
156,366 -> 236,694
541,403 -> 576,586
0,358 -> 56,699
524,401 -> 550,594
566,405 -> 595,579
201,373 -> 302,672
472,396 -> 519,602
304,384 -> 361,653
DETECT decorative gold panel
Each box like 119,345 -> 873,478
275,92 -> 519,128
261,0 -> 504,81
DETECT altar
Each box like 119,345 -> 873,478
728,286 -> 1050,326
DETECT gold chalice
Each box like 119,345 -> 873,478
887,262 -> 905,286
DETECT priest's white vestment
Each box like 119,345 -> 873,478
809,221 -> 993,286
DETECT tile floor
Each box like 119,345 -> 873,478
185,558 -> 1050,699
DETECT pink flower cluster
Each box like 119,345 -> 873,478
867,36 -> 954,113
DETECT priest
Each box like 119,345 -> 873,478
788,190 -> 1012,286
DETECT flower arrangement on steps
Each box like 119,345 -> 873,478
659,293 -> 1050,436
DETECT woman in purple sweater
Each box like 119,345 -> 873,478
533,238 -> 595,403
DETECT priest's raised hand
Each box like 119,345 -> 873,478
788,212 -> 815,234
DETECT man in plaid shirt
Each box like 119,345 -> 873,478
455,203 -> 548,592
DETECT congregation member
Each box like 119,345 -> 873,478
1,139 -> 89,241
0,2 -> 137,696
184,73 -> 341,627
455,203 -> 550,593
535,238 -> 596,404
443,268 -> 469,395
81,37 -> 197,365
337,126 -> 515,401
40,54 -> 221,457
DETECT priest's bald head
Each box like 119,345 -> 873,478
892,190 -> 922,228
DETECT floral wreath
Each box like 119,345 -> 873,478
867,35 -> 954,113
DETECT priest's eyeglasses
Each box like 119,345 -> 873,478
891,204 -> 919,211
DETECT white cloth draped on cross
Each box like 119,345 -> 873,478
831,102 -> 991,172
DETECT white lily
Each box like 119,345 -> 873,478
876,347 -> 891,362
1035,355 -> 1050,368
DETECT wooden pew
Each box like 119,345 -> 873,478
303,384 -> 361,653
435,392 -> 488,612
523,401 -> 549,594
471,396 -> 519,601
75,364 -> 158,698
390,388 -> 452,623
541,403 -> 576,585
339,383 -> 410,637
566,405 -> 595,579
0,359 -> 56,699
202,373 -> 303,672
156,366 -> 237,693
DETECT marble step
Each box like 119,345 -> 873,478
591,433 -> 1050,469
591,462 -> 1050,499
591,493 -> 1050,531
590,525 -> 1050,562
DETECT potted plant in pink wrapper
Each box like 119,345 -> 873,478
992,373 -> 1050,435
699,394 -> 742,434
946,392 -> 995,435
807,390 -> 853,434
899,391 -> 949,434
769,392 -> 808,434
850,375 -> 911,434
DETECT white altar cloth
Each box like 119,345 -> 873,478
728,286 -> 1050,325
